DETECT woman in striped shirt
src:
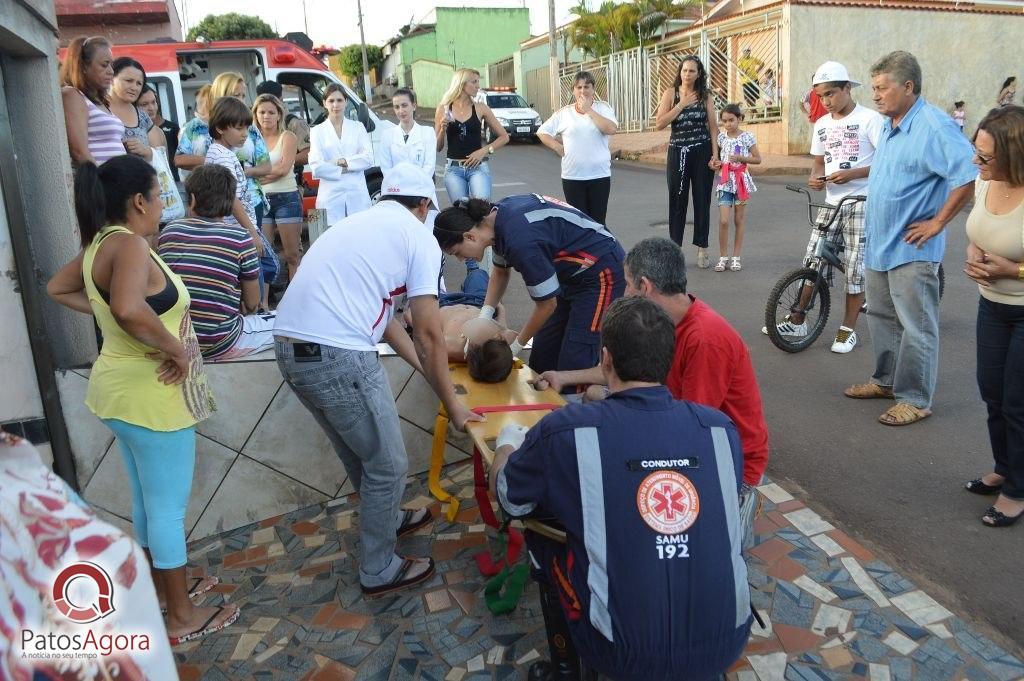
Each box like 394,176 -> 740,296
60,36 -> 125,166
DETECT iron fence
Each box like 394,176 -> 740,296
557,9 -> 783,131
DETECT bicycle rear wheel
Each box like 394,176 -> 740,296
765,267 -> 831,353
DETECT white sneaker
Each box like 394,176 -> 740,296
831,327 -> 858,354
761,316 -> 808,336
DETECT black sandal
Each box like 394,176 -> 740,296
396,508 -> 434,538
982,506 -> 1023,528
361,556 -> 435,597
965,478 -> 1002,495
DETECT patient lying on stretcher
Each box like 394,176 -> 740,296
404,304 -> 517,383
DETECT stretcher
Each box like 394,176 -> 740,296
427,360 -> 567,544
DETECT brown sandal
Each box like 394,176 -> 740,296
878,402 -> 931,426
844,383 -> 894,399
361,557 -> 435,598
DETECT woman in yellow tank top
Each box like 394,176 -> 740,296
48,155 -> 237,644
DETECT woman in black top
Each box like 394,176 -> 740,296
434,68 -> 509,202
138,85 -> 180,181
655,56 -> 720,268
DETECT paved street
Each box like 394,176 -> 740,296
449,142 -> 1023,654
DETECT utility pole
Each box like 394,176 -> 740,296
548,0 -> 559,114
302,0 -> 309,36
356,0 -> 372,102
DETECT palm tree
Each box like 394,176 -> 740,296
568,0 -> 697,58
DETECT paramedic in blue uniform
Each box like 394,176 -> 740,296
433,195 -> 625,383
490,296 -> 752,681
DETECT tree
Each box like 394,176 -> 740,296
567,0 -> 696,58
337,44 -> 384,80
186,13 -> 277,41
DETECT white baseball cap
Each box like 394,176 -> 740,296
812,61 -> 861,87
380,162 -> 439,208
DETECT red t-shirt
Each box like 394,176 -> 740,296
807,91 -> 828,123
666,296 -> 770,486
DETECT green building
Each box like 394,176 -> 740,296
384,7 -> 531,108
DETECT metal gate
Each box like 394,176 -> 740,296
488,56 -> 515,89
556,9 -> 782,131
526,66 -> 553,119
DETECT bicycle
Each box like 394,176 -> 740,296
764,185 -> 944,353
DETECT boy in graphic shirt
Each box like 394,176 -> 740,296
769,61 -> 883,354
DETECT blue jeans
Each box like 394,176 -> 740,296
976,296 -> 1024,500
101,419 -> 196,569
865,262 -> 941,409
440,260 -> 489,307
444,159 -> 492,202
274,341 -> 408,584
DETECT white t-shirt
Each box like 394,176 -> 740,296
380,122 -> 436,179
274,200 -> 442,351
538,102 -> 618,181
810,104 -> 884,204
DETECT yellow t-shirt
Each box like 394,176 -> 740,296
738,56 -> 763,85
83,226 -> 216,431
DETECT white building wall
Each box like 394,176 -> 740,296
786,4 -> 1024,152
0,180 -> 43,422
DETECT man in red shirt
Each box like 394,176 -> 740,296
538,237 -> 770,546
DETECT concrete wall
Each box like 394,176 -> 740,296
0,174 -> 43,422
410,59 -> 457,109
402,30 -> 439,69
434,7 -> 529,71
785,4 -> 1024,153
57,19 -> 182,46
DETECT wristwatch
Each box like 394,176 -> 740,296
488,145 -> 494,155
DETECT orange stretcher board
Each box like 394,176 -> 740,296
427,361 -> 568,543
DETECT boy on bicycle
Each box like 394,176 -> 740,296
772,61 -> 884,353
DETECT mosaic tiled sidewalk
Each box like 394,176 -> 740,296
174,464 -> 1024,681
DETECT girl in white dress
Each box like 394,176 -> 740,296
309,83 -> 373,224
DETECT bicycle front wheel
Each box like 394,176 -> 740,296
765,267 -> 831,353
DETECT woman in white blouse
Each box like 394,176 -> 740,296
309,83 -> 373,224
380,88 -> 436,179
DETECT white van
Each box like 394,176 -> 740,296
110,39 -> 393,197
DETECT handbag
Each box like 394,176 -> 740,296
150,147 -> 185,223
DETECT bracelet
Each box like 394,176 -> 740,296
1018,262 -> 1024,281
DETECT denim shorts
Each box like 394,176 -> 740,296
718,190 -> 747,207
265,190 -> 303,224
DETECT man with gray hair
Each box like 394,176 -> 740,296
537,237 -> 769,547
844,51 -> 976,425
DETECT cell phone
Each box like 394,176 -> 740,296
444,110 -> 454,123
817,176 -> 828,181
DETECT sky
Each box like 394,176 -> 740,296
176,0 -> 582,48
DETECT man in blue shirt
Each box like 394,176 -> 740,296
845,51 -> 976,425
490,297 -> 751,680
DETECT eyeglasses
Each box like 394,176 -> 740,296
974,148 -> 994,166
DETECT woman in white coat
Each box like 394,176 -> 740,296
380,88 -> 435,178
309,83 -> 373,224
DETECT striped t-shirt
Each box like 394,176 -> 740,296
82,93 -> 125,164
157,217 -> 259,358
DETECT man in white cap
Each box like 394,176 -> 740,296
767,61 -> 883,354
273,162 -> 481,597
